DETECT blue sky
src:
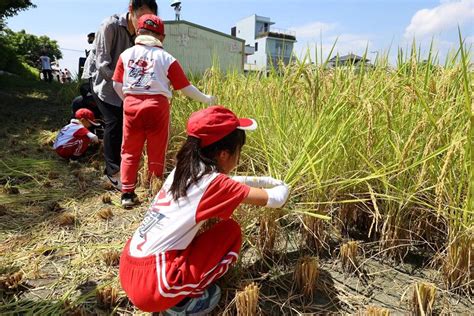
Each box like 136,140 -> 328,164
6,0 -> 474,76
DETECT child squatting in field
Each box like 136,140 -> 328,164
53,108 -> 100,159
119,106 -> 290,314
112,14 -> 216,208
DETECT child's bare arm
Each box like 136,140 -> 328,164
113,81 -> 124,100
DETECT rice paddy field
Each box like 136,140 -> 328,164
0,41 -> 472,315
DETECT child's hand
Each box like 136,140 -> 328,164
90,135 -> 99,143
264,182 -> 290,208
208,95 -> 217,105
232,176 -> 284,188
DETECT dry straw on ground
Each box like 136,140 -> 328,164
294,256 -> 319,296
236,282 -> 259,316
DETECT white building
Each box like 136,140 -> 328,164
163,20 -> 245,75
231,14 -> 296,72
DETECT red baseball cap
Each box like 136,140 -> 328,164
138,14 -> 165,35
75,108 -> 100,126
186,106 -> 257,148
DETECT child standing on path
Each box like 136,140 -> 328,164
119,106 -> 290,314
53,109 -> 100,159
112,14 -> 216,208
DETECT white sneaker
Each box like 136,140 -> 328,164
105,172 -> 121,191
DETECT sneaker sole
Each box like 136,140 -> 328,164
188,287 -> 222,316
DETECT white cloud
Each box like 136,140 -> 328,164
289,21 -> 337,38
404,0 -> 474,39
294,33 -> 373,63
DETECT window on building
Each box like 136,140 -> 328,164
231,27 -> 236,37
276,42 -> 283,56
255,42 -> 258,52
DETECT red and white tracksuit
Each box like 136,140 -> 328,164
112,36 -> 190,192
119,169 -> 250,312
53,119 -> 95,158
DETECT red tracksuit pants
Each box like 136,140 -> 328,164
121,94 -> 170,193
56,137 -> 90,159
119,219 -> 242,312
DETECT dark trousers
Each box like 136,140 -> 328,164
42,69 -> 53,82
92,92 -> 123,176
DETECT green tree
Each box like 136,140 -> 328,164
0,0 -> 36,30
4,28 -> 62,68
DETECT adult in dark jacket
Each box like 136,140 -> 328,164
87,0 -> 158,189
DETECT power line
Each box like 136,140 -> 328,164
60,47 -> 85,53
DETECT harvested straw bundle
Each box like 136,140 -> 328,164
97,208 -> 113,220
236,282 -> 259,316
102,250 -> 121,267
294,256 -> 319,296
56,213 -> 76,226
363,306 -> 391,316
0,271 -> 24,292
340,240 -> 359,272
96,286 -> 119,310
412,282 -> 436,316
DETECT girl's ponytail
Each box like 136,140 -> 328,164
170,129 -> 246,200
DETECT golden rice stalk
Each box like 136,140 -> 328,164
303,214 -> 328,254
38,130 -> 58,146
236,282 -> 259,316
257,213 -> 278,256
96,286 -> 119,310
340,240 -> 359,272
102,250 -> 121,267
363,306 -> 391,316
442,232 -> 473,291
149,175 -> 163,196
294,256 -> 319,296
97,208 -> 114,220
412,282 -> 436,316
0,271 -> 24,292
57,213 -> 76,226
434,143 -> 457,214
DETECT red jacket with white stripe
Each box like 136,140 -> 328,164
129,169 -> 250,258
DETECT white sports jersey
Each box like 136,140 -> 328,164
113,43 -> 189,98
129,169 -> 219,257
53,120 -> 89,149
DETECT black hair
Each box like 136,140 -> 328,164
130,0 -> 158,14
170,129 -> 246,200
